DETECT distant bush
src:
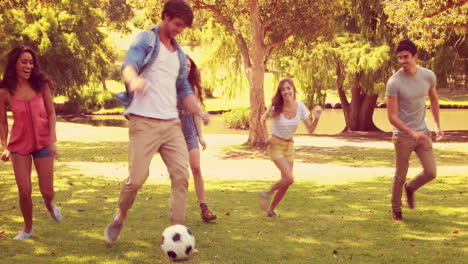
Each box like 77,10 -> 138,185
109,64 -> 121,81
222,107 -> 250,130
100,90 -> 119,109
61,84 -> 119,114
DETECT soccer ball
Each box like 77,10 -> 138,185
160,224 -> 196,261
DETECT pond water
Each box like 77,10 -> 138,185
58,109 -> 468,135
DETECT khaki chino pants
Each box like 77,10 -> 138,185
391,133 -> 437,212
118,115 -> 189,223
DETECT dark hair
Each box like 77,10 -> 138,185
395,39 -> 417,55
187,56 -> 204,107
0,45 -> 54,95
162,0 -> 194,27
271,78 -> 296,118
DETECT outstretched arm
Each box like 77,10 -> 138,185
43,86 -> 57,155
303,106 -> 322,134
261,106 -> 272,128
0,89 -> 10,161
122,65 -> 148,95
261,107 -> 272,144
182,94 -> 210,125
428,87 -> 444,141
194,114 -> 206,150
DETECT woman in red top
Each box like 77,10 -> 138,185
0,46 -> 62,240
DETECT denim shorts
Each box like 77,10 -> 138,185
180,113 -> 199,151
10,145 -> 53,158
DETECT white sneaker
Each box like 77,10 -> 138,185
13,229 -> 34,240
49,202 -> 62,222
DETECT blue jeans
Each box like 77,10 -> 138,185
10,146 -> 53,158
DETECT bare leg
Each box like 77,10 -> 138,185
34,156 -> 55,212
188,148 -> 206,204
266,158 -> 294,212
11,154 -> 33,233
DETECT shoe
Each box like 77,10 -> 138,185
267,210 -> 280,218
104,213 -> 125,244
404,183 -> 415,209
392,211 -> 403,221
259,192 -> 270,212
201,209 -> 217,222
13,229 -> 34,240
48,202 -> 62,222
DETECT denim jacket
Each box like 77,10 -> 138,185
116,25 -> 193,106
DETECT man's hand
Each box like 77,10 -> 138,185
435,128 -> 444,141
411,131 -> 428,144
128,76 -> 148,95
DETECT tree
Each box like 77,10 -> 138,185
0,0 -> 133,110
383,0 -> 467,51
383,0 -> 468,92
184,17 -> 247,99
190,0 -> 342,146
274,0 -> 395,132
331,34 -> 391,131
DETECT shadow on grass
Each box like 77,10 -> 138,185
313,130 -> 468,143
0,162 -> 465,264
219,143 -> 468,167
57,141 -> 128,163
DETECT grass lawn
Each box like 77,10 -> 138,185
438,94 -> 468,106
0,122 -> 466,264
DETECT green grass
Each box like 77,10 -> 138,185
203,97 -> 251,112
0,122 -> 466,264
220,140 -> 468,168
438,94 -> 468,106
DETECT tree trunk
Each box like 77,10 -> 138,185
336,63 -> 351,129
338,71 -> 381,132
358,94 -> 380,130
349,73 -> 364,130
246,0 -> 268,147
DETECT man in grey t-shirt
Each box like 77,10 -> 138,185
386,39 -> 444,221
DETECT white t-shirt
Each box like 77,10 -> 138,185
270,101 -> 310,140
124,42 -> 180,119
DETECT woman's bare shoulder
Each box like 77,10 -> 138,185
0,88 -> 11,102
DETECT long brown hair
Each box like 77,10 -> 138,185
270,77 -> 296,118
187,56 -> 205,107
0,45 -> 54,94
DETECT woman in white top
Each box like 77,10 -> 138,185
259,78 -> 322,217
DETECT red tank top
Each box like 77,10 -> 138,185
8,92 -> 51,154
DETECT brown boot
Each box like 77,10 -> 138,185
200,203 -> 217,222
392,211 -> 403,221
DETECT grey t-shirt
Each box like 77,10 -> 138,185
386,66 -> 436,135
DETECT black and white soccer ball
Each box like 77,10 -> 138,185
161,224 -> 196,261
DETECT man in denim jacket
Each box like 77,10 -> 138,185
105,0 -> 209,244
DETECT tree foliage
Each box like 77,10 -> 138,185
383,0 -> 468,91
383,0 -> 468,51
0,0 -> 132,108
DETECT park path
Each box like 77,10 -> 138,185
56,121 -> 467,186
